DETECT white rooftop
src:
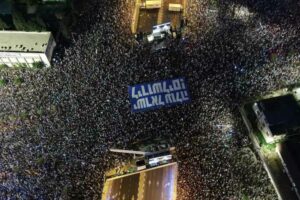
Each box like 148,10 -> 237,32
0,31 -> 52,53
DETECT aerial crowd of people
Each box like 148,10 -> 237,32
0,0 -> 300,199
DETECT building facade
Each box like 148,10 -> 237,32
0,31 -> 56,68
253,95 -> 300,143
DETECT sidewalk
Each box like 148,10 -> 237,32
240,105 -> 299,200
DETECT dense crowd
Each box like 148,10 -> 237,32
1,0 -> 300,199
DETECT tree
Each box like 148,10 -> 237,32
26,19 -> 46,31
26,0 -> 40,6
13,77 -> 24,85
32,61 -> 45,69
0,64 -> 9,70
0,78 -> 8,87
0,17 -> 9,30
14,0 -> 40,5
14,63 -> 27,68
12,12 -> 27,31
12,11 -> 45,31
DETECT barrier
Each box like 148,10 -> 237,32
140,0 -> 161,9
168,4 -> 183,12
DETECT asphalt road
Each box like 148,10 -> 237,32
102,163 -> 177,200
143,163 -> 177,200
109,173 -> 140,200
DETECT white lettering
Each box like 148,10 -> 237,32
141,86 -> 149,96
131,78 -> 189,111
147,84 -> 153,95
165,93 -> 175,103
131,87 -> 139,99
151,95 -> 165,106
163,81 -> 169,93
172,79 -> 181,91
169,85 -> 174,92
134,98 -> 147,109
182,91 -> 189,101
153,83 -> 163,94
175,92 -> 182,102
180,79 -> 186,89
158,95 -> 165,105
146,98 -> 152,107
151,95 -> 158,105
138,90 -> 143,98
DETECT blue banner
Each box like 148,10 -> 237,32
129,77 -> 191,112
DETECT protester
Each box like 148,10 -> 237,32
0,0 -> 299,199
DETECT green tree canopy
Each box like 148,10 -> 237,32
12,11 -> 45,31
12,12 -> 27,30
0,16 -> 9,30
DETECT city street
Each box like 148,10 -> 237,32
102,163 -> 177,200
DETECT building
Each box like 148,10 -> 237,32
0,31 -> 56,67
102,162 -> 178,200
252,94 -> 300,143
277,141 -> 300,199
241,91 -> 300,199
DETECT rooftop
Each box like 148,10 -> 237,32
0,31 -> 52,53
257,94 -> 300,135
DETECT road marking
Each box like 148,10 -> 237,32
106,162 -> 177,181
